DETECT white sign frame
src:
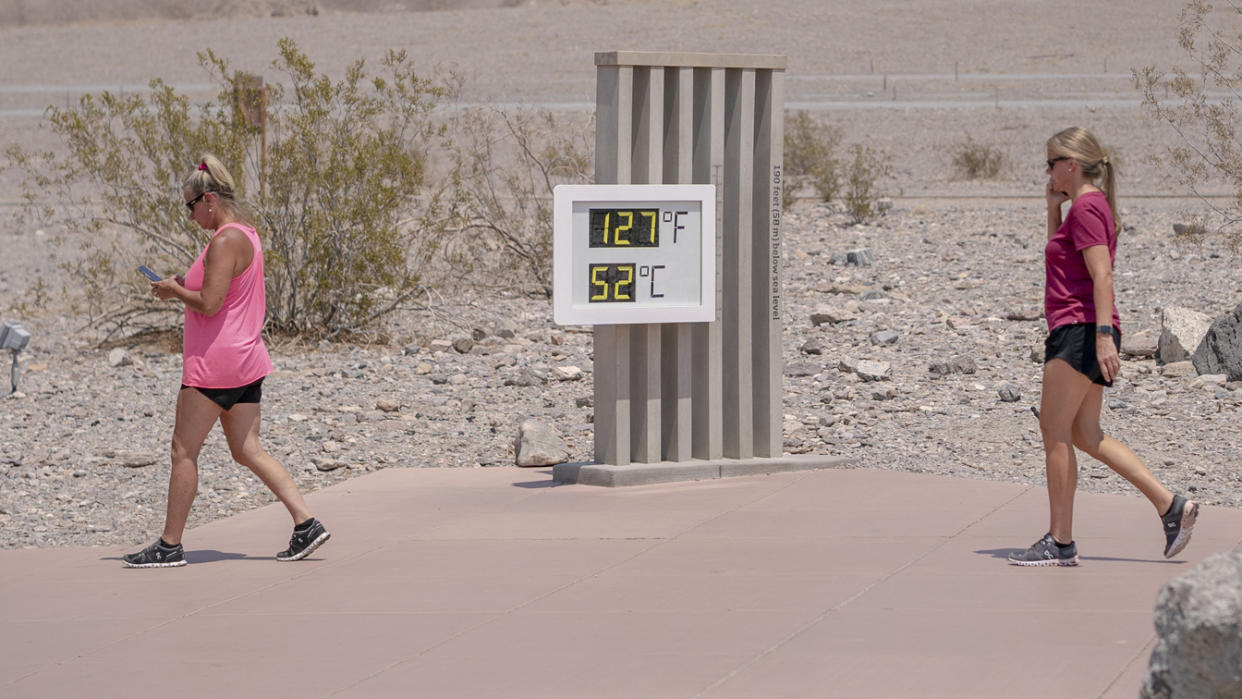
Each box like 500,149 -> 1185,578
553,184 -> 716,325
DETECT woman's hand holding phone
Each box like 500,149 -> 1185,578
140,266 -> 186,301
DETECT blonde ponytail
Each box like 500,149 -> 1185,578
182,154 -> 246,221
1099,158 -> 1119,235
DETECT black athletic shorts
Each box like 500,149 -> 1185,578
181,377 -> 264,410
1044,323 -> 1121,387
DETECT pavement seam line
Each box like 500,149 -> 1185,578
688,483 -> 1034,698
669,469 -> 819,538
1099,635 -> 1157,698
1098,521 -> 1242,696
1,543 -> 383,689
322,535 -> 679,696
321,471 -> 824,696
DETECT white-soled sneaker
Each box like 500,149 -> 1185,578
1008,533 -> 1078,567
276,518 -> 330,561
123,539 -> 187,568
1161,495 -> 1198,559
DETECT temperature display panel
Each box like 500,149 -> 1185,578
589,209 -> 660,248
553,184 -> 716,325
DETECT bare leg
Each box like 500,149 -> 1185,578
219,402 -> 312,525
1039,359 -> 1094,544
162,388 -> 223,546
1071,388 -> 1175,515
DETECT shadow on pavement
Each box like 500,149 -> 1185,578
512,469 -> 560,488
1079,556 -> 1185,565
98,550 -> 253,565
186,550 -> 256,563
977,547 -> 1020,560
975,548 -> 1185,565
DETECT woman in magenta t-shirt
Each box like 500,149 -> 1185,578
1008,128 -> 1198,567
123,155 -> 330,568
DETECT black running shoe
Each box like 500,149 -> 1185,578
123,539 -> 187,568
1007,533 -> 1078,567
276,518 -> 330,561
1161,494 -> 1199,559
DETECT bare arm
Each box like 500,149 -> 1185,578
150,227 -> 253,316
1082,244 -> 1119,382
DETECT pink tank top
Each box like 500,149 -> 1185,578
181,223 -> 274,388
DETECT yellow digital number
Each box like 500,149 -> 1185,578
641,210 -> 657,245
613,210 -> 633,246
614,264 -> 634,300
590,265 -> 609,301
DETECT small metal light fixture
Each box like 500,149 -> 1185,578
0,321 -> 31,395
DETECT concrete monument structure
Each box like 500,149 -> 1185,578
554,51 -> 845,486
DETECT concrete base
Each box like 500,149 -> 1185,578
552,454 -> 850,487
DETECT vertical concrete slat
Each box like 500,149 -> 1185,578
664,67 -> 694,185
661,66 -> 694,462
691,66 -> 725,460
629,67 -> 663,463
629,323 -> 660,463
722,68 -> 755,459
751,69 -> 784,457
593,64 -> 633,465
590,51 -> 786,474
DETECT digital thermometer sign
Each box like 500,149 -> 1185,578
553,184 -> 716,325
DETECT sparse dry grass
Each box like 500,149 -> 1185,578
952,135 -> 1007,180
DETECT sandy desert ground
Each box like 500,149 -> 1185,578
0,0 -> 1216,196
3,0 -> 1242,549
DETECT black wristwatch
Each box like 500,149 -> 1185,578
1096,325 -> 1115,336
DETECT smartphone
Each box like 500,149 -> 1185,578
138,265 -> 161,282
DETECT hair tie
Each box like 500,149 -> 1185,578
198,162 -> 208,171
1101,157 -> 1110,166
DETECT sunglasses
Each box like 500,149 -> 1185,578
185,192 -> 207,212
1046,156 -> 1070,170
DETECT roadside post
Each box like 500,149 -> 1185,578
1,321 -> 31,396
552,51 -> 846,486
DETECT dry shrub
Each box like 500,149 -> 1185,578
783,111 -> 891,223
844,143 -> 893,224
951,135 -> 1007,180
783,111 -> 843,207
1135,0 -> 1242,246
4,39 -> 455,341
439,108 -> 593,298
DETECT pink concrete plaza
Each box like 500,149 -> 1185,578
2,465 -> 1239,698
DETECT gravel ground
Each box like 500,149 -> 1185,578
4,199 -> 1241,550
3,0 -> 1242,550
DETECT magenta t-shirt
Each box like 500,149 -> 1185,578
1044,191 -> 1121,332
181,223 -> 273,388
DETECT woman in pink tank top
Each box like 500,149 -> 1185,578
122,155 -> 330,568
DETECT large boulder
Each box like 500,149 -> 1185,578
514,419 -> 569,467
1121,328 -> 1158,359
1142,550 -> 1242,698
1158,307 -> 1211,364
1191,301 -> 1242,380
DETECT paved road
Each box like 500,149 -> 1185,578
2,465 -> 1238,698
